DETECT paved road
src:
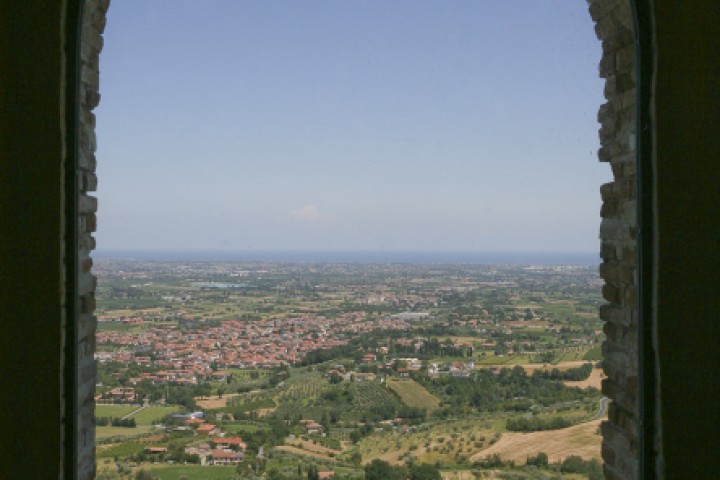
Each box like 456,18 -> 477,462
121,401 -> 149,420
592,396 -> 609,420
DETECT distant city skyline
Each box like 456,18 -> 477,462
96,1 -> 609,254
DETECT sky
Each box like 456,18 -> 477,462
95,0 -> 609,254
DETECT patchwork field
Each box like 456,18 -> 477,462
94,260 -> 606,478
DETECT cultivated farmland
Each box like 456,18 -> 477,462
386,378 -> 440,412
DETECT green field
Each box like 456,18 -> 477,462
352,380 -> 401,411
583,347 -> 603,361
386,378 -> 440,412
130,406 -> 179,425
95,425 -> 156,440
149,465 -> 238,480
220,422 -> 267,433
95,404 -> 139,418
97,441 -> 147,458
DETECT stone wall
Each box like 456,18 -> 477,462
587,1 -> 639,479
77,0 -> 108,478
78,1 -> 640,478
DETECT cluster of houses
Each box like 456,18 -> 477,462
100,386 -> 137,402
96,312 -> 417,385
174,417 -> 248,465
329,349 -> 477,381
190,436 -> 246,465
172,423 -> 326,476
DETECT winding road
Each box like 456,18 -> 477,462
592,396 -> 609,420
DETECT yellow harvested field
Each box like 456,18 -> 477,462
386,378 -> 440,412
564,367 -> 606,390
441,472 -> 483,480
194,393 -> 242,409
470,418 -> 603,464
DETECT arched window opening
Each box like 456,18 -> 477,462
80,0 -> 632,480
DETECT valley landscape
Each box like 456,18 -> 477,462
94,256 -> 606,480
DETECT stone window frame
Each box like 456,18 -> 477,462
72,1 -> 650,478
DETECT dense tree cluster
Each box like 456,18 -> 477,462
506,415 -> 574,432
532,362 -> 594,381
364,459 -> 441,480
422,365 -> 596,414
95,416 -> 136,427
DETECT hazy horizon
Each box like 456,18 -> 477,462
93,249 -> 599,266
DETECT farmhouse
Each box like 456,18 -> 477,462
211,449 -> 243,465
143,447 -> 167,454
305,422 -> 323,435
107,387 -> 136,402
212,437 -> 247,450
196,423 -> 219,436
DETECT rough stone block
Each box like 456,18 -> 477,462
603,283 -> 621,303
86,90 -> 101,110
79,194 -> 97,214
601,218 -> 629,241
78,150 -> 96,170
80,293 -> 96,315
78,272 -> 96,296
601,201 -> 618,218
81,61 -> 99,89
79,233 -> 96,251
78,314 -> 96,340
600,303 -> 633,327
80,357 -> 97,385
600,242 -> 618,260
615,72 -> 635,94
79,256 -> 92,273
616,44 -> 635,72
83,212 -> 97,233
82,172 -> 98,191
602,441 -> 617,466
598,101 -> 613,123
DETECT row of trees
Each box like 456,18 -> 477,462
533,362 -> 594,381
479,453 -> 602,480
364,459 -> 441,480
506,415 -> 574,432
95,416 -> 136,427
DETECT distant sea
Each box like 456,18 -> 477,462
94,250 -> 598,266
